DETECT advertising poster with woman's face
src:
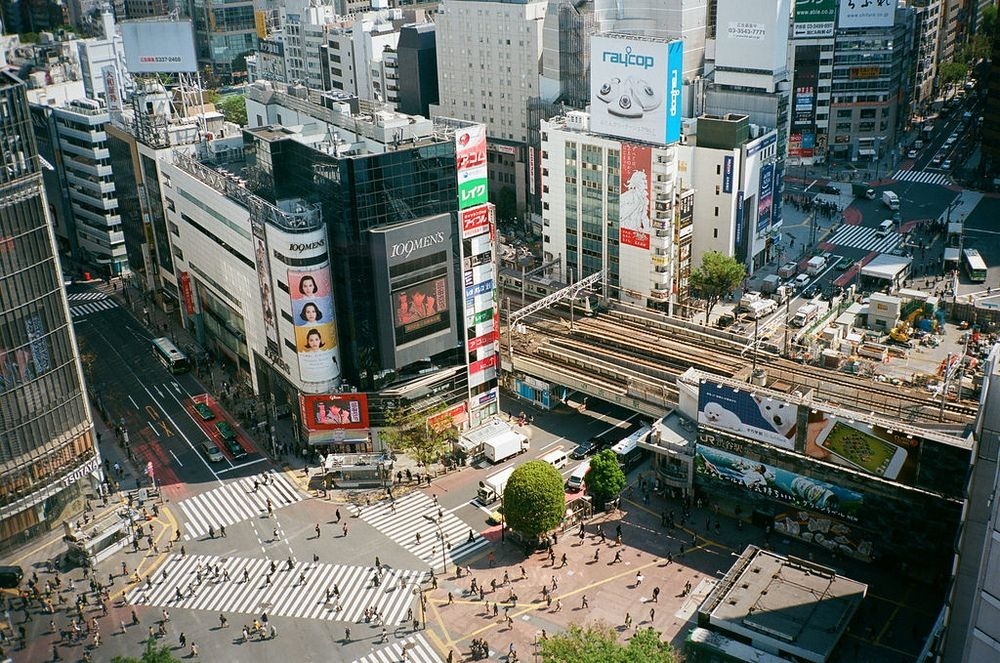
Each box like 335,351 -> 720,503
289,267 -> 341,384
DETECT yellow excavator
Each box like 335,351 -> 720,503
890,321 -> 912,344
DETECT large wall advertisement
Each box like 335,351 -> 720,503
790,45 -> 821,159
837,0 -> 896,29
757,163 -> 774,233
393,277 -> 450,346
794,0 -> 837,38
251,218 -> 279,351
288,267 -> 341,383
698,381 -> 797,450
300,393 -> 370,432
121,20 -> 198,73
456,125 -> 488,210
619,143 -> 652,250
589,36 -> 683,146
460,202 -> 500,424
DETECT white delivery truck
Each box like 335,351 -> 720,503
739,291 -> 763,311
882,191 -> 900,211
806,256 -> 826,275
745,299 -> 778,320
791,303 -> 819,328
477,466 -> 516,505
483,430 -> 528,463
760,274 -> 781,295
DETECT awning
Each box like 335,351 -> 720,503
858,148 -> 877,157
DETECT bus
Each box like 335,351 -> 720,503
963,249 -> 988,283
611,425 -> 651,472
151,337 -> 190,373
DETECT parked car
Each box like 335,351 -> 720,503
906,148 -> 918,158
225,438 -> 246,459
819,184 -> 840,194
195,403 -> 215,421
215,421 -> 237,441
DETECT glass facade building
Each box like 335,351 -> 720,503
0,71 -> 100,551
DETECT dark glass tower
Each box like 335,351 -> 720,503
0,70 -> 100,551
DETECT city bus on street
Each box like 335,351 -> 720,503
963,249 -> 988,283
151,337 -> 190,373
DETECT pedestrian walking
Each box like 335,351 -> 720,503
652,586 -> 660,603
335,508 -> 341,522
613,550 -> 622,564
342,522 -> 348,537
581,594 -> 588,609
624,612 -> 632,629
649,607 -> 655,622
315,524 -> 321,538
635,572 -> 643,587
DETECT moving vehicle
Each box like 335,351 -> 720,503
931,154 -> 944,167
963,248 -> 988,282
611,426 -> 650,472
881,191 -> 900,211
906,148 -> 918,159
791,303 -> 819,328
942,159 -> 952,170
483,431 -> 529,463
478,466 -> 517,505
851,183 -> 876,199
202,441 -> 225,463
540,448 -> 568,470
151,337 -> 190,374
0,565 -> 23,589
573,420 -> 645,460
745,299 -> 777,320
778,262 -> 798,278
225,438 -> 246,459
805,256 -> 826,276
215,421 -> 237,441
794,273 -> 811,289
876,220 -> 894,238
739,291 -> 763,312
801,284 -> 820,300
819,183 -> 840,194
566,461 -> 590,492
760,274 -> 781,295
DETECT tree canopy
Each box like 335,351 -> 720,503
111,639 -> 182,663
539,623 -> 677,663
585,449 -> 626,507
503,460 -> 565,539
689,251 -> 744,323
378,404 -> 453,467
217,95 -> 248,126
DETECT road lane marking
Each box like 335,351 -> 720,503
169,449 -> 183,467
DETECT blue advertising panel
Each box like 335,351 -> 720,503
665,39 -> 684,144
772,161 -> 784,228
698,380 -> 796,450
757,163 -> 774,232
722,155 -> 734,194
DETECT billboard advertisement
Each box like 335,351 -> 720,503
790,45 -> 820,159
722,155 -> 734,194
695,444 -> 864,520
393,277 -> 450,346
102,66 -> 121,112
456,125 -> 488,210
698,381 -> 796,450
121,20 -> 197,73
289,267 -> 341,383
619,143 -> 652,250
837,0 -> 896,29
772,161 -> 784,228
460,204 -> 492,240
757,163 -> 774,233
793,0 -> 837,38
589,35 -> 683,146
251,218 -> 279,351
300,394 -> 370,432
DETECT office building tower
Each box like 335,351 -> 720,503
0,70 -> 100,551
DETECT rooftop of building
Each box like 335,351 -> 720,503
699,545 -> 867,662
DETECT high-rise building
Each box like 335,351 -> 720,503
188,0 -> 259,80
432,0 -> 547,218
392,22 -> 439,118
0,70 -> 101,552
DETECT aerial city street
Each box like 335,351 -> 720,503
2,1 -> 1000,662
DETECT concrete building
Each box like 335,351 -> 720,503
432,0 -> 546,218
694,545 -> 867,663
391,22 -> 437,118
320,17 -> 400,102
189,0 -> 258,80
31,98 -> 129,276
698,0 -> 791,161
677,113 -> 781,276
282,1 -> 338,89
0,70 -> 101,552
75,10 -> 127,109
539,111 -> 685,312
910,0 -> 944,111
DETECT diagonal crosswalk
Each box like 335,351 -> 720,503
891,169 -> 951,186
68,295 -> 118,319
126,553 -> 424,625
827,225 -> 901,254
354,492 -> 489,572
355,634 -> 442,663
176,471 -> 303,540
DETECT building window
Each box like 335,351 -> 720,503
714,207 -> 719,217
713,228 -> 718,238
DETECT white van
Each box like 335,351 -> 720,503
566,461 -> 590,492
541,448 -> 569,470
876,220 -> 894,237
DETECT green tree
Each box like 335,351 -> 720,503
217,95 -> 248,126
689,251 -> 745,324
503,460 -> 565,540
378,404 -> 453,467
539,623 -> 677,663
111,639 -> 183,663
938,60 -> 968,88
586,448 -> 626,509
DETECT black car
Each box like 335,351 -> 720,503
570,440 -> 600,460
225,438 -> 246,459
819,184 -> 840,194
802,284 -> 820,299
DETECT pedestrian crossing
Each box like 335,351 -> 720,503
125,553 -> 424,625
355,634 -> 442,663
891,169 -> 951,186
67,293 -> 118,319
176,470 -> 303,540
354,492 -> 489,572
827,225 -> 902,254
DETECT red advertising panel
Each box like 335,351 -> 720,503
460,204 -> 492,240
300,394 -> 370,431
428,402 -> 469,432
619,143 -> 652,250
178,271 -> 195,315
469,355 -> 497,375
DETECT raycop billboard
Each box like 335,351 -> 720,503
590,36 -> 683,146
122,20 -> 198,73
